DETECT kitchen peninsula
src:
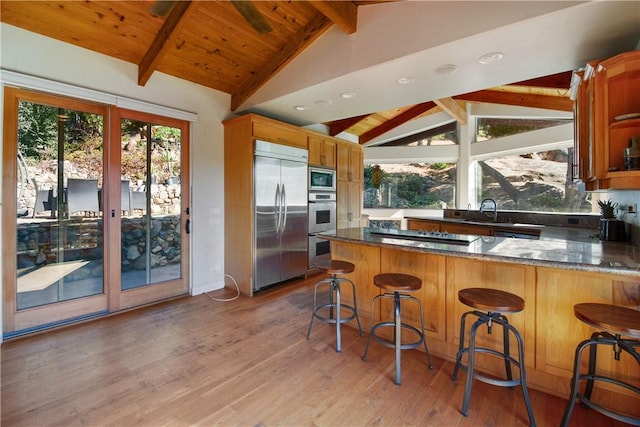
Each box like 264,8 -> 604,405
320,227 -> 640,417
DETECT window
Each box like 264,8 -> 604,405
475,148 -> 592,213
364,162 -> 457,209
475,118 -> 573,142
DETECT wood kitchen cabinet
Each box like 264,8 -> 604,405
536,267 -> 640,406
251,116 -> 307,149
380,248 -> 446,342
337,180 -> 362,229
407,218 -> 441,232
224,113 -> 358,295
572,64 -> 598,188
330,241 -> 380,331
595,50 -> 640,189
439,221 -> 492,236
574,50 -> 640,189
308,135 -> 336,168
337,141 -> 363,182
336,141 -> 364,229
223,114 -> 308,296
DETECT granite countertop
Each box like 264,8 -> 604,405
319,227 -> 640,277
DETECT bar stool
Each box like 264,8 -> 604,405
362,273 -> 433,385
307,260 -> 363,352
451,288 -> 536,426
560,303 -> 640,426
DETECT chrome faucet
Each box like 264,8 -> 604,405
479,198 -> 498,222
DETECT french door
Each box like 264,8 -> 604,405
2,88 -> 190,337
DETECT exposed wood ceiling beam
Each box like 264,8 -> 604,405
377,121 -> 457,146
512,71 -> 573,89
138,1 -> 194,86
307,0 -> 358,34
231,14 -> 333,111
359,101 -> 436,144
454,90 -> 573,112
434,97 -> 467,125
327,114 -> 372,136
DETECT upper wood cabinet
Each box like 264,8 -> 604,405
574,51 -> 640,190
337,141 -> 363,182
337,180 -> 362,229
336,141 -> 364,229
251,116 -> 307,149
308,135 -> 336,168
572,64 -> 597,188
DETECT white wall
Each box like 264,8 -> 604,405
0,23 -> 230,340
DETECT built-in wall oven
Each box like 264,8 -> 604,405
308,191 -> 336,268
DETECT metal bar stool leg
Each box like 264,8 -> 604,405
394,291 -> 402,385
334,279 -> 342,352
461,316 -> 484,416
415,294 -> 433,369
501,314 -> 514,381
560,338 -> 595,427
507,321 -> 536,426
452,311 -> 471,381
362,294 -> 383,361
346,278 -> 363,336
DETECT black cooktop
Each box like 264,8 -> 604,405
369,228 -> 479,245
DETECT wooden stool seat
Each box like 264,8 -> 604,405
363,272 -> 433,385
561,303 -> 640,426
574,303 -> 640,338
374,273 -> 422,292
458,288 -> 524,313
317,260 -> 355,275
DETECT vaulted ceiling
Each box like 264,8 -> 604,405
2,1 -> 639,145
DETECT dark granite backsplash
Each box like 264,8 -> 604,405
443,208 -> 640,246
443,209 -> 600,229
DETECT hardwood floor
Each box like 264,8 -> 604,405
1,275 -> 629,426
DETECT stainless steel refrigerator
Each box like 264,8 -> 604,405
254,140 -> 308,291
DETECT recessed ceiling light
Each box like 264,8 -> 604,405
397,76 -> 415,85
478,52 -> 504,65
340,92 -> 357,99
315,99 -> 333,106
294,105 -> 309,111
435,64 -> 458,75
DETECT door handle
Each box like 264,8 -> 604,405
281,184 -> 287,232
275,183 -> 282,235
185,219 -> 191,234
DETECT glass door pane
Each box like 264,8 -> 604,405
120,120 -> 182,290
16,101 -> 104,310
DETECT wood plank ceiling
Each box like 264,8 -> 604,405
1,1 -> 573,144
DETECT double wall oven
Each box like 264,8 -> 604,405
308,167 -> 336,268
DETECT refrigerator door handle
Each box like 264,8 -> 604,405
275,183 -> 282,235
281,184 -> 288,232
